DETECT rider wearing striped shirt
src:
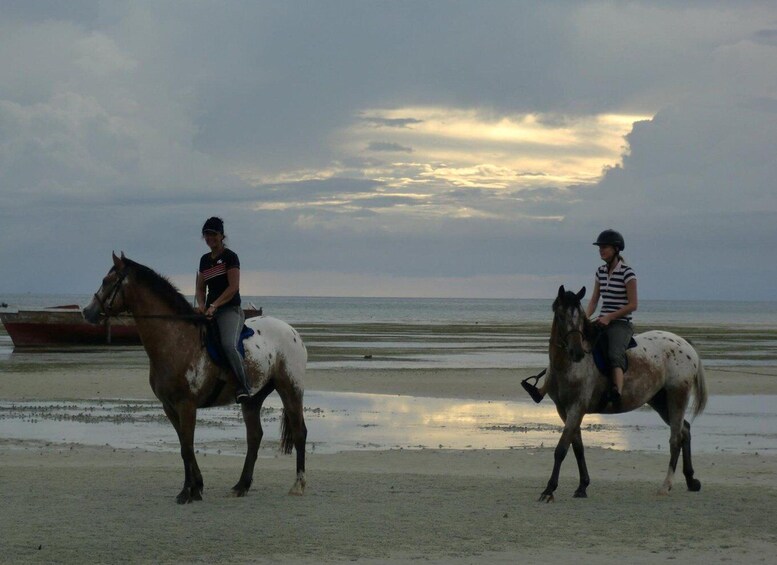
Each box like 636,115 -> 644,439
586,229 -> 638,403
522,229 -> 638,404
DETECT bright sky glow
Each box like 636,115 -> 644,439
247,107 -> 651,220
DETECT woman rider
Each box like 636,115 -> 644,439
522,229 -> 638,404
196,217 -> 251,403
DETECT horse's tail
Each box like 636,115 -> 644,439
280,409 -> 294,454
692,357 -> 708,419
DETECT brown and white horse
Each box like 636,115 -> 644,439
538,286 -> 707,502
84,253 -> 307,503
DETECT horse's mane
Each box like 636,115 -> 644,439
123,258 -> 198,322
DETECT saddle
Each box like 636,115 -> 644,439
205,321 -> 255,368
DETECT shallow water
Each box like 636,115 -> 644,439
4,295 -> 777,369
1,393 -> 774,457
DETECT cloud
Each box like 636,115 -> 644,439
360,116 -> 424,128
1,2 -> 777,300
367,141 -> 413,153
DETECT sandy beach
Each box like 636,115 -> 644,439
2,364 -> 777,564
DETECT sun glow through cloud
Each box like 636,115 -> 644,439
240,106 -> 651,229
346,106 -> 652,189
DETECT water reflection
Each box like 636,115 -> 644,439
0,393 -> 774,456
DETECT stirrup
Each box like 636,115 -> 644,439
521,369 -> 546,404
235,389 -> 250,403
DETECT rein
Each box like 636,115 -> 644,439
94,271 -> 208,323
98,312 -> 209,322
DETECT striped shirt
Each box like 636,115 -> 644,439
596,261 -> 636,321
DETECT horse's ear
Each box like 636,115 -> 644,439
112,252 -> 124,271
576,287 -> 586,301
558,285 -> 565,299
120,251 -> 126,260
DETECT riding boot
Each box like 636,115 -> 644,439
521,381 -> 545,404
233,371 -> 251,403
521,369 -> 546,404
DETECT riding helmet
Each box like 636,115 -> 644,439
202,217 -> 224,235
593,229 -> 625,251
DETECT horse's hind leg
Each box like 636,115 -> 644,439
233,380 -> 276,497
680,419 -> 701,491
649,390 -> 699,495
275,372 -> 307,495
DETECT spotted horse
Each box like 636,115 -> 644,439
535,285 -> 707,502
84,253 -> 308,503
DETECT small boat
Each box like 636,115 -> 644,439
0,304 -> 262,348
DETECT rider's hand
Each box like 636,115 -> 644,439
205,305 -> 217,318
596,314 -> 611,327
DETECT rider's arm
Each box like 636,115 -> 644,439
586,279 -> 600,318
210,268 -> 240,309
195,272 -> 207,312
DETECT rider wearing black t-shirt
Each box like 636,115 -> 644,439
195,217 -> 251,403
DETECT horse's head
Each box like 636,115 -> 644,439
83,252 -> 132,323
552,285 -> 587,362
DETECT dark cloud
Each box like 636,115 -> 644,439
367,141 -> 413,153
253,178 -> 385,203
1,2 -> 776,299
753,28 -> 777,46
360,117 -> 424,128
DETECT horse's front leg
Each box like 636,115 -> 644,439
163,400 -> 203,504
540,409 -> 584,503
571,427 -> 590,498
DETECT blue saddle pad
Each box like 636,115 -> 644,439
592,336 -> 637,376
206,324 -> 255,368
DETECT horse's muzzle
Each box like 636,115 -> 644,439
570,350 -> 586,363
83,300 -> 101,324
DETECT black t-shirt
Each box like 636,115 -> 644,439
199,248 -> 241,308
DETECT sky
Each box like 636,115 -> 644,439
1,1 -> 776,300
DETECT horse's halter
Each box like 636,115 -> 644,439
92,270 -> 128,318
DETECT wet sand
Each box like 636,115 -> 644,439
2,365 -> 777,563
4,365 -> 777,402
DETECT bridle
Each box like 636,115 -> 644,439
554,309 -> 593,356
92,270 -> 128,318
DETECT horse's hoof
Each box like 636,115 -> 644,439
573,490 -> 588,498
538,493 -> 555,503
288,478 -> 306,496
656,487 -> 671,496
231,486 -> 249,498
687,478 -> 701,492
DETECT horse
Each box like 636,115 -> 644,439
536,285 -> 707,502
83,253 -> 308,503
